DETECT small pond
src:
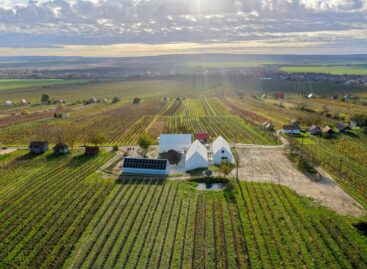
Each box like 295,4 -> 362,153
196,183 -> 225,191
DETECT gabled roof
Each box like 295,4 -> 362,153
322,126 -> 334,133
29,141 -> 48,148
291,119 -> 300,125
159,134 -> 192,145
309,125 -> 321,131
194,133 -> 209,140
283,125 -> 300,131
212,136 -> 231,154
53,143 -> 69,150
336,121 -> 351,131
186,140 -> 208,161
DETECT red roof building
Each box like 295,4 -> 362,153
194,133 -> 210,143
85,146 -> 100,154
274,92 -> 285,99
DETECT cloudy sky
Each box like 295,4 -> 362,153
0,0 -> 366,56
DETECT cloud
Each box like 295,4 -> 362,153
0,0 -> 365,54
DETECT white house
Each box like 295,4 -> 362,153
159,134 -> 192,153
212,136 -> 234,165
4,100 -> 13,106
185,140 -> 208,171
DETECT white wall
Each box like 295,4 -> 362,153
213,146 -> 234,165
185,152 -> 208,171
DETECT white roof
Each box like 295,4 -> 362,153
159,134 -> 192,152
160,134 -> 191,144
186,140 -> 208,161
212,136 -> 231,153
4,100 -> 13,105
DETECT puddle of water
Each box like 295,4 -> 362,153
196,183 -> 225,191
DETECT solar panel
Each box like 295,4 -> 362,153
123,158 -> 168,170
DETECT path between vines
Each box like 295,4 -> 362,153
232,144 -> 365,217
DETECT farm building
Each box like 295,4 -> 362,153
4,100 -> 13,106
322,126 -> 335,137
194,133 -> 210,143
336,122 -> 351,133
54,112 -> 70,119
122,158 -> 169,175
274,92 -> 285,99
53,143 -> 69,154
212,136 -> 234,165
159,134 -> 192,153
307,93 -> 316,98
20,99 -> 28,105
185,140 -> 209,171
283,125 -> 301,135
85,146 -> 99,154
290,119 -> 301,128
29,141 -> 48,154
309,125 -> 321,135
263,122 -> 274,131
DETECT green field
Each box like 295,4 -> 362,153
0,151 -> 366,269
0,79 -> 87,91
281,65 -> 367,75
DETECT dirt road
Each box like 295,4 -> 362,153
232,144 -> 365,217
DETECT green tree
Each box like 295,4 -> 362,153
112,96 -> 120,103
87,131 -> 106,146
138,134 -> 152,156
219,161 -> 232,177
41,94 -> 50,103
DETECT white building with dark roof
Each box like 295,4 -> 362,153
185,140 -> 208,171
212,136 -> 234,165
159,134 -> 192,153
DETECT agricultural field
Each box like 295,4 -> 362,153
0,79 -> 88,91
64,178 -> 367,269
0,150 -> 115,269
224,95 -> 367,207
0,97 -> 279,145
1,149 -> 366,268
281,65 -> 367,75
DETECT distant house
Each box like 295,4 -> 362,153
307,93 -> 316,99
212,136 -> 234,165
336,122 -> 351,133
159,134 -> 192,153
122,158 -> 169,175
85,97 -> 97,105
322,126 -> 334,137
331,95 -> 338,100
53,143 -> 69,154
85,146 -> 99,154
350,121 -> 358,128
194,133 -> 210,143
274,92 -> 285,99
20,99 -> 28,105
264,123 -> 274,131
185,140 -> 209,171
309,125 -> 321,135
54,112 -> 70,119
290,119 -> 301,128
29,141 -> 48,154
4,100 -> 13,106
283,125 -> 301,135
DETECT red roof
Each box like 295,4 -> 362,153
194,133 -> 210,140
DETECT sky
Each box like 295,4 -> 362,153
0,0 -> 366,56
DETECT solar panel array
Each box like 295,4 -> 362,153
123,158 -> 168,170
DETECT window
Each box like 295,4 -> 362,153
221,150 -> 225,154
